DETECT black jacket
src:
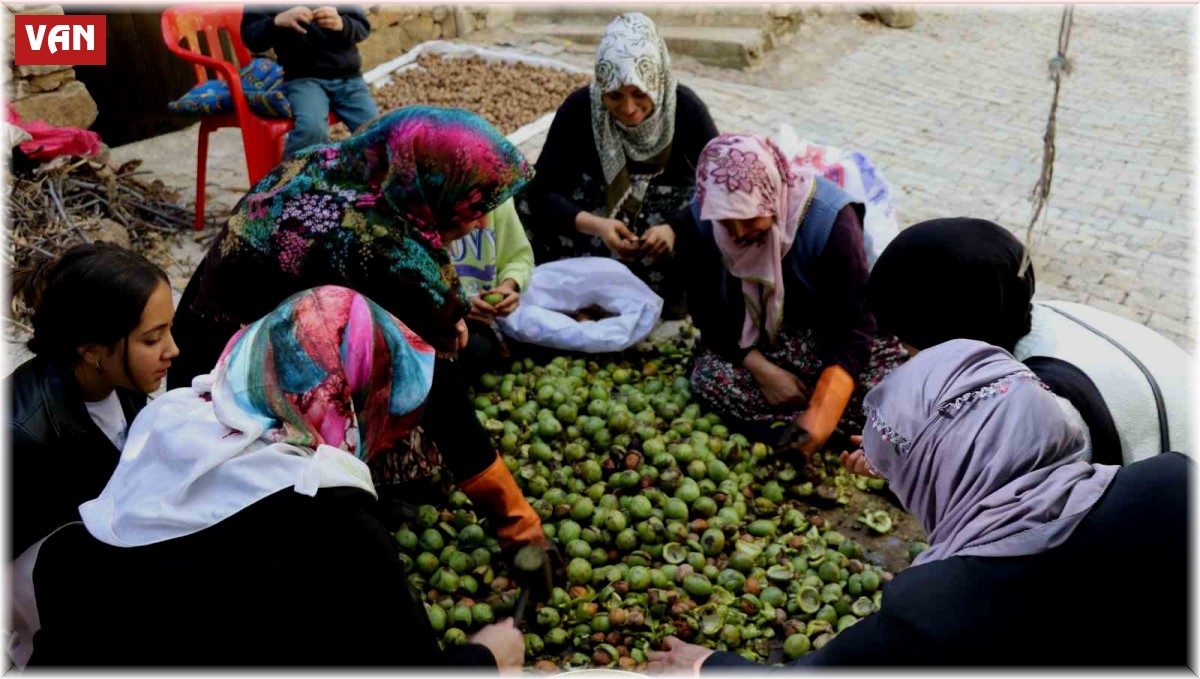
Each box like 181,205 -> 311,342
7,356 -> 145,557
29,488 -> 498,667
524,84 -> 719,236
241,5 -> 371,81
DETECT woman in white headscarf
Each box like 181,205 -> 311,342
520,13 -> 719,318
648,339 -> 1190,669
16,286 -> 524,668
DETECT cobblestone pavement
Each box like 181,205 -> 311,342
485,5 -> 1194,350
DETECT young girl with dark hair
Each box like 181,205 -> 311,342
7,242 -> 179,557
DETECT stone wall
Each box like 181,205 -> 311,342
358,5 -> 515,71
3,4 -> 100,130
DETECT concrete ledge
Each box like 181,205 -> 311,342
508,23 -> 767,68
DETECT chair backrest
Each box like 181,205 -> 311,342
161,5 -> 251,85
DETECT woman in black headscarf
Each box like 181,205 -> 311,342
866,217 -> 1192,466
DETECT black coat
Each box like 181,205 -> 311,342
7,356 -> 145,557
29,487 -> 498,667
241,5 -> 371,81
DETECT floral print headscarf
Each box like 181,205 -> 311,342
196,106 -> 533,355
696,134 -> 816,349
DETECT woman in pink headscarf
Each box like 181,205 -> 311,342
675,134 -> 905,457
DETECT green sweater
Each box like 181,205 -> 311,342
448,198 -> 535,297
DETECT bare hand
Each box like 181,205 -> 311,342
753,361 -> 810,408
840,435 -> 882,478
469,618 -> 525,670
646,635 -> 714,675
455,318 -> 469,350
578,213 -> 640,260
312,6 -> 343,31
491,281 -> 521,317
469,294 -> 496,324
274,6 -> 312,33
640,224 -> 676,260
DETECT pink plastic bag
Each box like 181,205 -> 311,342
6,108 -> 102,160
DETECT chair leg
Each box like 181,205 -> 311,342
195,124 -> 209,232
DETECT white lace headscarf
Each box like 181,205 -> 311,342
590,13 -> 678,217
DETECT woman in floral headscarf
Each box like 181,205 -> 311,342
519,13 -> 718,318
674,134 -> 906,457
167,106 -> 548,558
20,287 -> 525,667
648,340 -> 1188,669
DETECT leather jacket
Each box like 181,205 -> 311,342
8,356 -> 145,557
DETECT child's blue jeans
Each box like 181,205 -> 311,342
283,76 -> 379,158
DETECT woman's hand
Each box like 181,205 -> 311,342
646,635 -> 714,675
576,212 -> 640,260
640,224 -> 676,260
744,351 -> 810,408
455,318 -> 469,350
468,618 -> 525,670
840,435 -> 882,477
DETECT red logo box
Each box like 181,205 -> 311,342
14,15 -> 106,66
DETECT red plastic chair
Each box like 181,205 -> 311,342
161,5 -> 296,230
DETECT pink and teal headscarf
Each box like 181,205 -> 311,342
215,285 -> 436,462
80,286 -> 438,548
195,106 -> 533,356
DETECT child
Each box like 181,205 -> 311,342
242,5 -> 379,158
447,198 -> 535,380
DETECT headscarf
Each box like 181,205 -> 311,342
866,217 -> 1035,352
860,339 -> 1118,567
194,106 -> 533,356
695,134 -> 817,349
80,286 -> 437,547
590,13 -> 678,219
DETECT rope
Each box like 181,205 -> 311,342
1019,5 -> 1075,278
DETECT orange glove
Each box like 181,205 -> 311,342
457,454 -> 546,551
797,364 -> 855,459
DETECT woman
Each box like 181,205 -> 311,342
866,217 -> 1192,466
675,134 -> 905,457
166,106 -> 546,555
649,339 -> 1189,669
21,287 -> 525,667
519,12 -> 719,318
7,242 -> 179,557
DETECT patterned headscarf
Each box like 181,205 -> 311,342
80,286 -> 438,547
861,339 -> 1117,567
213,286 -> 435,462
696,134 -> 817,349
591,13 -> 678,218
196,106 -> 533,355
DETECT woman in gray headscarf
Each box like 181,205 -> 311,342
648,339 -> 1190,669
520,13 -> 719,318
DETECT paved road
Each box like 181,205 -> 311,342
497,5 -> 1194,350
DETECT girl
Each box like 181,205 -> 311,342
8,242 -> 178,557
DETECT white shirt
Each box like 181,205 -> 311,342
85,391 -> 128,450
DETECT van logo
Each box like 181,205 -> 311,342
14,15 -> 106,66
